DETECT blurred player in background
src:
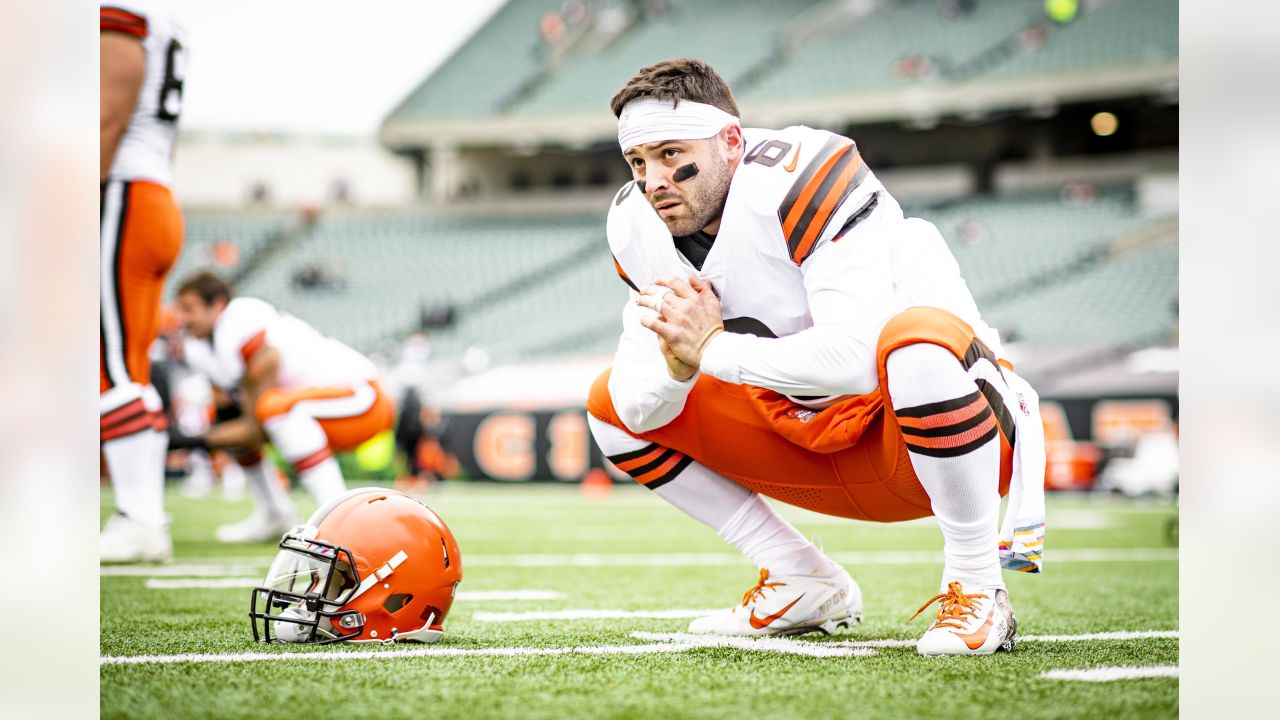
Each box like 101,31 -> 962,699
99,1 -> 187,563
170,271 -> 395,542
589,59 -> 1046,656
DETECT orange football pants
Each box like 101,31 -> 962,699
100,180 -> 183,393
255,380 -> 395,452
588,307 -> 1013,523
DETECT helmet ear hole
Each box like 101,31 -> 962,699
383,593 -> 414,613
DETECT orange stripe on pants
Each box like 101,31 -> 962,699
100,180 -> 183,393
255,381 -> 395,452
587,307 -> 1011,523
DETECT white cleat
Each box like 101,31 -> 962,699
100,513 -> 173,564
912,582 -> 1017,656
688,568 -> 862,637
215,509 -> 297,544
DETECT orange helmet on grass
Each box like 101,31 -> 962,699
250,487 -> 462,644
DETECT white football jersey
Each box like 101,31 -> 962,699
183,298 -> 377,393
101,1 -> 187,186
606,125 -> 1003,428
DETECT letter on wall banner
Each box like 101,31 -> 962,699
444,407 -> 707,483
547,410 -> 588,481
473,412 -> 536,481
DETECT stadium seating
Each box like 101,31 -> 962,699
984,0 -> 1179,83
514,0 -> 817,117
228,211 -> 605,354
911,186 -> 1145,304
385,0 -> 1177,127
170,208 -> 298,287
386,0 -> 565,120
743,0 -> 1177,102
983,239 -> 1177,347
428,243 -> 628,359
182,182 -> 1173,361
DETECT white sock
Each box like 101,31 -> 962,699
717,493 -> 841,577
588,415 -> 838,577
221,459 -> 247,501
101,383 -> 168,527
298,457 -> 345,506
887,342 -> 1003,591
238,452 -> 295,520
264,408 -> 345,505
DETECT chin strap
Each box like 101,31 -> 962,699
348,550 -> 408,603
391,612 -> 445,644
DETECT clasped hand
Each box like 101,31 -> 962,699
636,275 -> 723,382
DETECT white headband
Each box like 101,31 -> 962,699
617,97 -> 740,151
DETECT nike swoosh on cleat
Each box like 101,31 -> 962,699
783,143 -> 802,173
749,594 -> 805,629
957,616 -> 993,650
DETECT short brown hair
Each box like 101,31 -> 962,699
177,270 -> 233,306
609,58 -> 739,118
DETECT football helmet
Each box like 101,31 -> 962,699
249,487 -> 462,644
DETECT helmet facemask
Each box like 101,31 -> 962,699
250,527 -> 364,644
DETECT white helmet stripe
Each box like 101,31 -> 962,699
348,549 -> 408,603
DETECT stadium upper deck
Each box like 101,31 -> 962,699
381,0 -> 1177,149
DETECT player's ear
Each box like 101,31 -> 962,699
721,125 -> 745,162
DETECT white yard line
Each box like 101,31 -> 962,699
145,578 -> 258,589
465,548 -> 1176,567
103,547 -> 1176,578
141,579 -> 566,602
823,629 -> 1179,650
1020,630 -> 1179,643
623,633 -> 874,658
1041,665 -> 1178,682
102,564 -> 270,577
458,590 -> 567,601
473,609 -> 723,622
101,633 -> 872,666
100,628 -> 1176,667
102,643 -> 697,666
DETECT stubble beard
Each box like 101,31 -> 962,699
663,152 -> 731,237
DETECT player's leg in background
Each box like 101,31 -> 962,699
99,180 -> 183,562
255,381 -> 395,506
215,447 -> 298,543
256,392 -> 348,506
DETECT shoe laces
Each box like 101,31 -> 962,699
909,581 -> 988,630
741,569 -> 785,607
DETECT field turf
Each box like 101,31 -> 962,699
101,483 -> 1178,719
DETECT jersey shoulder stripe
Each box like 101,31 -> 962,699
239,329 -> 267,365
101,6 -> 149,37
612,253 -> 639,292
778,135 -> 869,265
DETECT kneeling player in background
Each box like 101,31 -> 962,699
171,271 -> 395,543
589,59 -> 1046,657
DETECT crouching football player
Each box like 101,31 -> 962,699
171,271 -> 395,543
588,59 -> 1046,656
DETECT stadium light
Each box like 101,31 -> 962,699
1044,0 -> 1079,24
1091,111 -> 1118,137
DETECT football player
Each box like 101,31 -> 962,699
170,272 -> 396,543
99,1 -> 188,562
588,59 -> 1047,656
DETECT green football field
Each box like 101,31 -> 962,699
101,482 -> 1178,719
